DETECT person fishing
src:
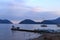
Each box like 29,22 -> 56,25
12,25 -> 15,29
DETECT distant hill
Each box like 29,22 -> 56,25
0,19 -> 12,24
19,17 -> 60,24
19,19 -> 40,24
52,17 -> 60,24
40,20 -> 56,24
41,17 -> 60,24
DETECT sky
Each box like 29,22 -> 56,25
0,0 -> 60,23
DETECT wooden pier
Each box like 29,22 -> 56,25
11,28 -> 51,33
11,25 -> 56,33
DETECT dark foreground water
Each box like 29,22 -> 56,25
0,24 -> 60,40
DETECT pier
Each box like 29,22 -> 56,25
11,26 -> 54,33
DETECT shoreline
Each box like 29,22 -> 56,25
31,33 -> 60,40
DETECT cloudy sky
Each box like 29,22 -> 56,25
0,0 -> 60,23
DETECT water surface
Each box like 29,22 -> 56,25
0,24 -> 60,40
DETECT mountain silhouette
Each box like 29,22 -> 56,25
40,20 -> 56,24
19,17 -> 60,24
52,17 -> 60,24
41,17 -> 60,24
19,19 -> 40,24
0,19 -> 12,24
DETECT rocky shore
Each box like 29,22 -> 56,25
31,33 -> 60,40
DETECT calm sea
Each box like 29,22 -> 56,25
0,24 -> 60,40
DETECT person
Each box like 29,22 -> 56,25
12,25 -> 15,29
17,27 -> 20,30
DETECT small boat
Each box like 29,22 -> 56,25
41,24 -> 47,27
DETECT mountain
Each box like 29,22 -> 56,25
41,17 -> 60,24
52,17 -> 60,24
19,17 -> 60,24
41,20 -> 56,24
19,19 -> 40,24
0,19 -> 12,24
